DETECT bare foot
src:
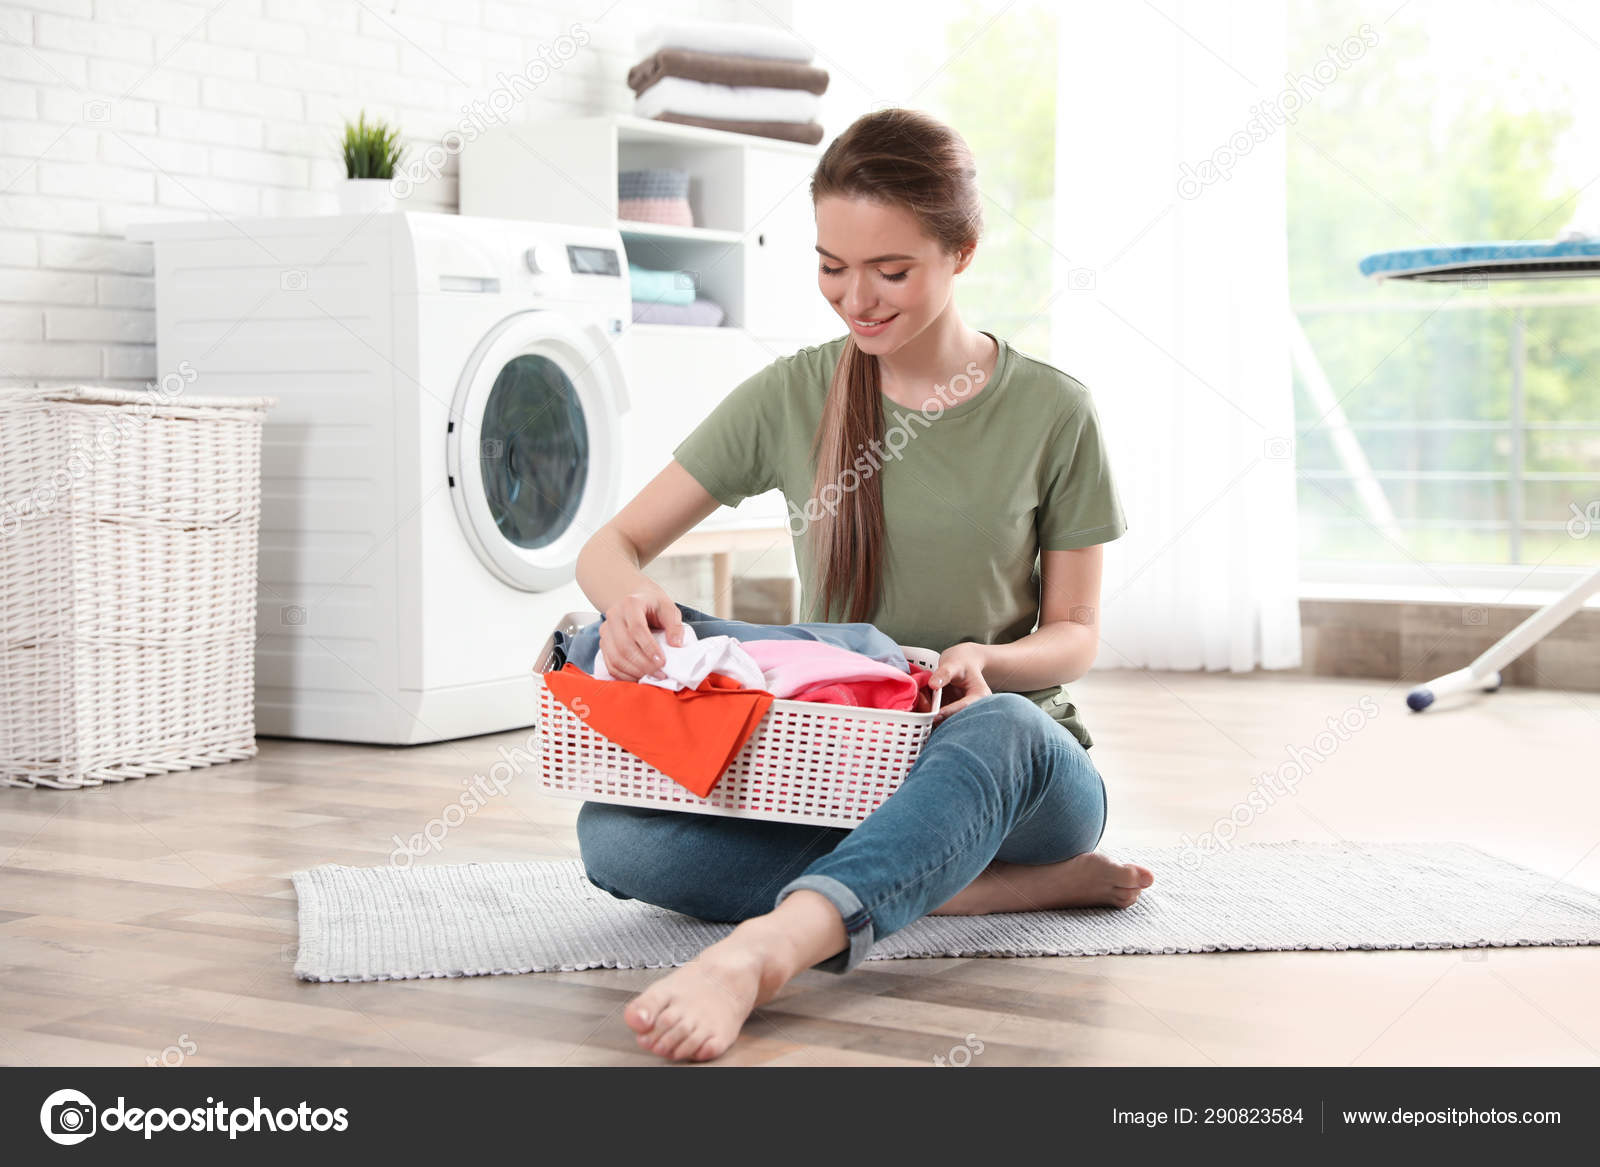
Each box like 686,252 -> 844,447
931,851 -> 1155,916
622,920 -> 799,1063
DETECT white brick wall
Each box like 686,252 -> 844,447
0,0 -> 783,390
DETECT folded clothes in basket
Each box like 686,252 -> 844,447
593,624 -> 764,692
780,659 -> 939,713
588,628 -> 935,713
559,602 -> 907,676
543,663 -> 773,798
740,639 -> 921,711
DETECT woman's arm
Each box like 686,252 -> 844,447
928,546 -> 1105,721
573,460 -> 722,681
977,545 -> 1106,691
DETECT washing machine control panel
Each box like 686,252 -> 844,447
564,244 -> 621,277
523,242 -> 622,280
413,218 -> 628,323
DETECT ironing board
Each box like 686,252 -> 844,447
1359,239 -> 1600,711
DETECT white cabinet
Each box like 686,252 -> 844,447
460,115 -> 837,583
742,143 -> 831,337
460,115 -> 837,344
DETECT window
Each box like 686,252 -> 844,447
794,0 -> 1057,356
1288,0 -> 1600,577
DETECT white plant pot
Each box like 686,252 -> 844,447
337,178 -> 398,215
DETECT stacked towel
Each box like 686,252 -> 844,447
631,298 -> 726,327
619,167 -> 693,228
627,261 -> 726,328
628,19 -> 827,146
628,262 -> 696,305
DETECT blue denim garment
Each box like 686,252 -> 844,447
576,692 -> 1106,974
563,602 -> 908,675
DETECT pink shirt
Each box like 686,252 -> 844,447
741,639 -> 919,711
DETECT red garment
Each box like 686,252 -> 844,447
788,663 -> 938,712
543,663 -> 774,797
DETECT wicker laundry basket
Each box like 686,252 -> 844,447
0,385 -> 274,788
532,611 -> 944,829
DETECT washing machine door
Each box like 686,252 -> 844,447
446,310 -> 627,592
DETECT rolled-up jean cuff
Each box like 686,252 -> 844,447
774,874 -> 874,974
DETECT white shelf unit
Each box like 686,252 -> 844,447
460,114 -> 835,338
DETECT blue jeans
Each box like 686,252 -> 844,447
576,691 -> 1108,974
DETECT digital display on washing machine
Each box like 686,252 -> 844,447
566,245 -> 620,276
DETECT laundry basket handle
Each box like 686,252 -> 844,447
903,646 -> 944,718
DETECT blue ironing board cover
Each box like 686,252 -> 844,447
1359,239 -> 1600,282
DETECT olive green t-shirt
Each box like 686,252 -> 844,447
671,332 -> 1127,749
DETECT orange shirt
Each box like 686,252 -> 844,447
543,664 -> 775,797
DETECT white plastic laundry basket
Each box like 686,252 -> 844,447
532,611 -> 943,828
0,385 -> 273,788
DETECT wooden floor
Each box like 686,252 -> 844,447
3,669 -> 1599,1067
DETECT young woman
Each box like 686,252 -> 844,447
572,108 -> 1153,1062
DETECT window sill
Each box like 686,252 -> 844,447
1300,561 -> 1600,611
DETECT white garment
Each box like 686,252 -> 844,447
633,76 -> 821,124
637,19 -> 814,63
1051,1 -> 1302,672
594,623 -> 766,691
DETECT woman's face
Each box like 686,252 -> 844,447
814,195 -> 972,356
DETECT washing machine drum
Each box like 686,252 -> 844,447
447,310 -> 628,592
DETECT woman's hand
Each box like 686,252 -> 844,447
597,588 -> 685,682
928,642 -> 992,725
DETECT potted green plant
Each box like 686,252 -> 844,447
337,111 -> 405,214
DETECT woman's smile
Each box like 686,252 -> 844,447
848,312 -> 898,337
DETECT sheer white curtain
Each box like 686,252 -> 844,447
1051,0 -> 1302,672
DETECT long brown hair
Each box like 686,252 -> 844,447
806,108 -> 983,622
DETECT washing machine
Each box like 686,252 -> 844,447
134,212 -> 630,744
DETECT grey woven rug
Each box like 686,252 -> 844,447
290,842 -> 1600,983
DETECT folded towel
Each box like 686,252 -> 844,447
627,262 -> 696,305
638,18 -> 813,63
618,196 -> 694,228
634,76 -> 820,124
618,167 -> 690,200
628,48 -> 830,96
651,112 -> 824,147
631,297 -> 727,327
